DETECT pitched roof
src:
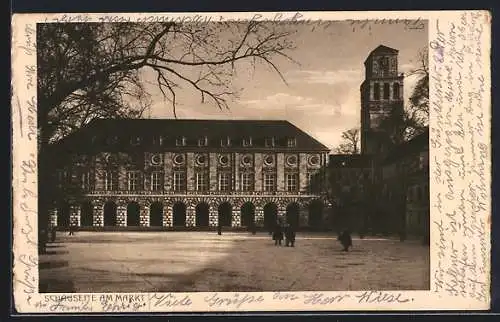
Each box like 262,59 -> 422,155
58,118 -> 330,151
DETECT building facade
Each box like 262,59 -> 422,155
379,130 -> 430,237
49,119 -> 330,231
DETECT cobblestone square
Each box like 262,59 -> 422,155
39,232 -> 429,293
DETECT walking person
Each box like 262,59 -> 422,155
272,220 -> 283,246
338,229 -> 352,252
285,224 -> 296,247
50,226 -> 57,242
68,223 -> 75,236
217,224 -> 222,236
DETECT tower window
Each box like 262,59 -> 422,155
393,83 -> 400,99
373,83 -> 380,100
383,83 -> 390,99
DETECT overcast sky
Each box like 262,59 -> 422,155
145,20 -> 428,151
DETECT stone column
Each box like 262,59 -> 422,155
165,203 -> 173,227
164,152 -> 173,191
116,201 -> 127,227
140,201 -> 150,227
70,204 -> 80,227
234,153 -> 240,191
231,209 -> 241,227
299,153 -> 308,191
186,203 -> 196,227
209,153 -> 217,191
254,153 -> 263,191
209,206 -> 218,227
276,153 -> 285,192
186,153 -> 195,191
162,204 -> 169,227
93,201 -> 104,227
254,205 -> 264,227
369,81 -> 374,100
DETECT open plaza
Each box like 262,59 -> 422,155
39,231 -> 429,293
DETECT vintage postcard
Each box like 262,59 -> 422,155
11,11 -> 491,313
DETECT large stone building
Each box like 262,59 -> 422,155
49,119 -> 330,231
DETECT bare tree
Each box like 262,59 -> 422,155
405,47 -> 429,127
38,22 -> 296,146
335,128 -> 360,154
377,47 -> 429,146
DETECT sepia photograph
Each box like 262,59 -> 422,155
35,18 -> 430,294
11,10 -> 491,313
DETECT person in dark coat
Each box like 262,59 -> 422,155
50,226 -> 57,242
338,229 -> 352,251
250,221 -> 257,235
68,223 -> 76,236
285,224 -> 296,247
272,221 -> 283,246
217,224 -> 222,235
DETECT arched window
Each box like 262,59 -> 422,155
393,83 -> 400,99
373,83 -> 380,100
383,83 -> 390,99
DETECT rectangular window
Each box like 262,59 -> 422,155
218,172 -> 231,191
286,173 -> 298,192
81,171 -> 91,190
127,171 -> 139,191
240,172 -> 254,192
104,171 -> 117,191
383,82 -> 390,99
198,136 -> 207,147
265,137 -> 275,147
287,137 -> 296,148
195,172 -> 208,191
151,171 -> 163,191
307,172 -> 320,192
173,172 -> 186,191
176,137 -> 186,146
263,173 -> 276,192
56,170 -> 68,188
393,83 -> 400,99
373,83 -> 380,100
242,137 -> 252,147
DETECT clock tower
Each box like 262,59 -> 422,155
360,45 -> 404,155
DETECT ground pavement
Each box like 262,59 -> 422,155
39,231 -> 430,293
